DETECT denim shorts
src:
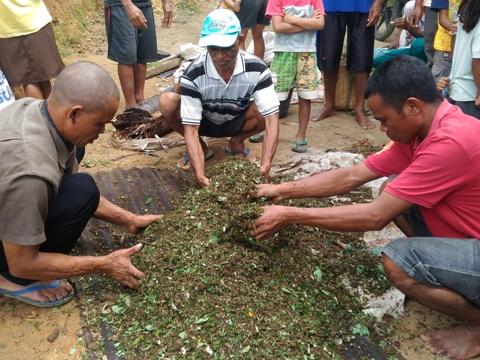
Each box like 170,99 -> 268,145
383,207 -> 480,305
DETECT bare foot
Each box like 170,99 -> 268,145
0,274 -> 73,304
311,104 -> 336,122
127,214 -> 162,234
421,325 -> 480,359
354,109 -> 375,130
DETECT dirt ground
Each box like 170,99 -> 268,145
0,1 -> 470,359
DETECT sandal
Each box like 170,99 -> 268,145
291,139 -> 308,153
177,149 -> 214,170
248,132 -> 264,143
0,279 -> 74,308
224,146 -> 256,161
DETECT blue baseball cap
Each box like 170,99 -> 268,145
199,9 -> 241,48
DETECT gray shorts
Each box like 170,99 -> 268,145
383,207 -> 480,305
431,50 -> 452,82
104,5 -> 157,64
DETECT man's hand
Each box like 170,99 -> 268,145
162,0 -> 173,28
282,13 -> 296,25
254,183 -> 283,203
252,205 -> 289,240
313,8 -> 323,19
476,92 -> 480,108
260,163 -> 271,183
123,3 -> 148,30
126,214 -> 162,234
196,175 -> 210,188
392,17 -> 409,30
105,244 -> 145,288
409,1 -> 423,28
366,0 -> 382,27
437,77 -> 449,91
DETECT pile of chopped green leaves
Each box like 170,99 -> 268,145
80,159 -> 398,359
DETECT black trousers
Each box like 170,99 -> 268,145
0,173 -> 100,286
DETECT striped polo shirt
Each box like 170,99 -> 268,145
179,50 -> 279,126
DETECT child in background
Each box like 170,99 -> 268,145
265,0 -> 325,153
430,0 -> 460,88
236,0 -> 270,60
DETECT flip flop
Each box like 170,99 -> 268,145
0,279 -> 74,308
248,132 -> 264,143
177,149 -> 214,170
291,139 -> 308,153
224,146 -> 256,161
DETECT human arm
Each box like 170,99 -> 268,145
438,9 -> 456,34
255,164 -> 380,202
2,241 -> 145,288
367,0 -> 384,27
121,0 -> 148,30
392,16 -> 423,37
252,191 -> 412,239
409,0 -> 424,27
161,0 -> 173,28
222,0 -> 241,12
260,112 -> 279,183
282,9 -> 325,31
184,125 -> 210,187
271,15 -> 304,33
473,59 -> 480,107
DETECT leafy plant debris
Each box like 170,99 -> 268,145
79,159 -> 398,359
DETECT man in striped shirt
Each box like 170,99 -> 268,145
160,9 -> 280,187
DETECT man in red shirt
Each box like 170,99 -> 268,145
252,56 -> 480,359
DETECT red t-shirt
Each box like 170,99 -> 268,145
365,100 -> 480,239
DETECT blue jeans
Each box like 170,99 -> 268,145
383,207 -> 480,305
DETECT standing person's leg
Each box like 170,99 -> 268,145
0,173 -> 100,305
134,5 -> 158,106
251,25 -> 266,60
382,237 -> 480,359
293,52 -> 320,152
105,5 -> 141,109
24,80 -> 52,99
238,28 -> 249,50
23,83 -> 45,99
347,12 -> 375,129
133,63 -> 147,104
312,13 -> 346,121
423,6 -> 438,67
118,64 -> 137,108
251,0 -> 270,60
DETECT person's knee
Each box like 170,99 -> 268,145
74,173 -> 100,211
159,92 -> 180,119
382,253 -> 417,293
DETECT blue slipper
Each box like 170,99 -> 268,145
177,149 -> 214,169
0,279 -> 74,308
224,146 -> 252,157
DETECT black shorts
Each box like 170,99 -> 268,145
316,12 -> 375,73
199,113 -> 246,137
236,0 -> 270,29
104,5 -> 157,64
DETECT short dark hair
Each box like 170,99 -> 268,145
365,56 -> 442,112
